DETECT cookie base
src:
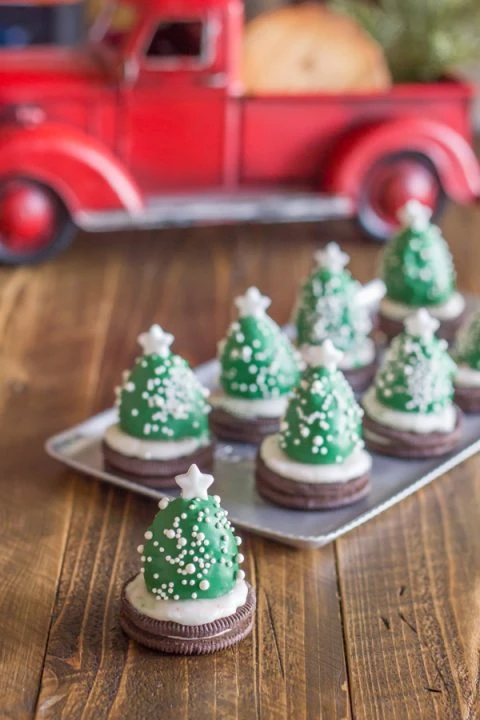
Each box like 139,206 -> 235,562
344,357 -> 377,394
363,409 -> 463,458
120,577 -> 256,655
378,309 -> 465,344
209,407 -> 280,445
255,454 -> 371,510
102,440 -> 214,489
454,385 -> 480,413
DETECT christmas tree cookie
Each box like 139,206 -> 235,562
363,309 -> 462,458
294,242 -> 375,392
255,340 -> 372,509
379,200 -> 465,342
210,287 -> 301,444
103,325 -> 213,487
120,464 -> 256,654
452,311 -> 480,412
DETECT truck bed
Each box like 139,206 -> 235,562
240,79 -> 474,184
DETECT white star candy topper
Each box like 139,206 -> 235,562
404,309 -> 439,340
175,464 -> 214,500
314,242 -> 349,272
235,287 -> 271,318
397,199 -> 432,232
138,324 -> 174,357
304,339 -> 343,371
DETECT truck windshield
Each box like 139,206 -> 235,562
0,2 -> 85,47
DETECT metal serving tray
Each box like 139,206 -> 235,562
46,283 -> 480,549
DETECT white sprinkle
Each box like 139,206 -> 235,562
144,531 -> 153,540
185,563 -> 196,574
199,579 -> 210,591
137,544 -> 144,553
164,529 -> 175,539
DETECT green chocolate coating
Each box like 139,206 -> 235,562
295,267 -> 371,361
375,331 -> 456,414
118,352 -> 210,441
142,496 -> 241,600
453,311 -> 480,370
220,314 -> 300,400
280,365 -> 364,465
382,224 -> 455,307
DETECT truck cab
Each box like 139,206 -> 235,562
110,0 -> 242,190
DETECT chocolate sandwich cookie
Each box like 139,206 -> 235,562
209,407 -> 280,445
214,286 -> 301,445
363,409 -> 463,459
120,577 -> 256,655
120,464 -> 255,655
378,311 -> 464,344
102,440 -> 214,488
255,454 -> 370,510
344,357 -> 377,394
453,386 -> 480,414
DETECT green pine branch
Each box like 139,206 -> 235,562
330,0 -> 480,82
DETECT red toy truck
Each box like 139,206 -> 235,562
1,0 -> 480,264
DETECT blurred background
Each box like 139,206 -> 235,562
1,0 -> 480,266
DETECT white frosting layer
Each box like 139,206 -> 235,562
260,434 -> 372,484
104,424 -> 207,460
211,393 -> 288,419
126,572 -> 248,626
455,364 -> 480,388
362,386 -> 456,434
380,292 -> 465,322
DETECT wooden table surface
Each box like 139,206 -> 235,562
1,208 -> 480,720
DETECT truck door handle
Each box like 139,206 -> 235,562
197,72 -> 227,88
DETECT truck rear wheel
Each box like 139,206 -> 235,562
357,152 -> 446,242
0,178 -> 76,265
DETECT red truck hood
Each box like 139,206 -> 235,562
0,47 -> 114,94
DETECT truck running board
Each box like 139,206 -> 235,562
76,191 -> 352,232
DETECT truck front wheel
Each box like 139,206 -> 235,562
0,178 -> 76,265
357,152 -> 446,242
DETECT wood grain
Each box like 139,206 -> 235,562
0,250 -> 122,719
2,204 -> 479,719
337,459 -> 480,720
30,222 -> 365,720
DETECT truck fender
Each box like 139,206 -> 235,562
0,122 -> 143,217
323,117 -> 480,205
